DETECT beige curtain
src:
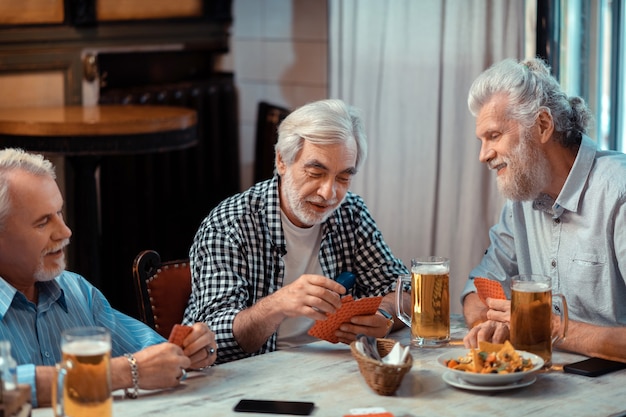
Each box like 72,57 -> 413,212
329,0 -> 524,313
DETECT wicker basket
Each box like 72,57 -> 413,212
350,338 -> 413,396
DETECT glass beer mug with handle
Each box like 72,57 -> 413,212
54,327 -> 112,417
510,275 -> 568,367
395,257 -> 450,347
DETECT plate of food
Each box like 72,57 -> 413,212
437,340 -> 544,387
442,371 -> 537,391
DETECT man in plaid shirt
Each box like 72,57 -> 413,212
183,99 -> 409,364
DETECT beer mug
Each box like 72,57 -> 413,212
53,327 -> 112,417
510,275 -> 568,367
396,257 -> 450,347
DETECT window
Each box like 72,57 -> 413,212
539,0 -> 624,151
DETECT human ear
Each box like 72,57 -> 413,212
536,109 -> 554,144
275,151 -> 286,175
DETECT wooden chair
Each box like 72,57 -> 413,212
132,250 -> 192,339
254,101 -> 290,183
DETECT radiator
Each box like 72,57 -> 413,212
95,74 -> 240,317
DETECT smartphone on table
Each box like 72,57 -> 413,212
563,357 -> 626,377
234,399 -> 315,415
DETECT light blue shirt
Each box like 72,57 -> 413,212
463,135 -> 626,325
0,271 -> 166,406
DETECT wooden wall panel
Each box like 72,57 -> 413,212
0,72 -> 65,107
96,0 -> 203,21
0,0 -> 64,25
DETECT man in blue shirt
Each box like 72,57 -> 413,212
0,148 -> 217,407
462,58 -> 626,362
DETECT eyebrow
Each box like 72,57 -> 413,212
304,160 -> 357,176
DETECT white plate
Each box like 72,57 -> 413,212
442,371 -> 537,391
437,348 -> 544,386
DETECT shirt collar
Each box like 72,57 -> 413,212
0,275 -> 68,320
556,135 -> 597,213
267,176 -> 287,252
0,277 -> 19,319
533,134 -> 597,216
37,278 -> 68,312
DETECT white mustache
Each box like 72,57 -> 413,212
307,198 -> 338,206
489,160 -> 507,171
44,239 -> 70,255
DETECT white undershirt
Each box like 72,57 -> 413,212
276,210 -> 323,349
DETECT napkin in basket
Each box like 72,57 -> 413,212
354,335 -> 410,365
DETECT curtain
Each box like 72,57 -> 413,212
329,0 -> 524,314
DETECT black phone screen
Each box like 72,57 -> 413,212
563,357 -> 626,377
234,399 -> 315,415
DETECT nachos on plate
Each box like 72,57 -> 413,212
444,340 -> 534,374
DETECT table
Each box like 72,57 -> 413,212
31,317 -> 626,417
0,105 -> 197,288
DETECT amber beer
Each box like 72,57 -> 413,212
410,257 -> 450,346
510,280 -> 552,364
55,328 -> 112,417
510,275 -> 568,367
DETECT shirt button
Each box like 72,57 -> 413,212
551,259 -> 557,267
44,352 -> 50,358
554,218 -> 561,224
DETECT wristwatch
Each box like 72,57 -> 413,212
377,308 -> 394,337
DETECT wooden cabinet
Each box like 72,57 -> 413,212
0,0 -> 237,319
96,0 -> 203,21
0,0 -> 64,25
0,0 -> 227,26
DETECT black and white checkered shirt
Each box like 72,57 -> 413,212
183,176 -> 408,364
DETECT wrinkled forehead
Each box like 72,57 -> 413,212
475,95 -> 514,135
297,138 -> 358,173
6,170 -> 63,218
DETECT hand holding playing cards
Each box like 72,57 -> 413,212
484,298 -> 511,323
169,323 -> 217,369
473,277 -> 510,323
272,274 -> 347,321
308,295 -> 383,343
464,277 -> 511,348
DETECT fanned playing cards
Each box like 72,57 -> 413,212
308,295 -> 383,343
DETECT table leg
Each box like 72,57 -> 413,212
66,156 -> 102,289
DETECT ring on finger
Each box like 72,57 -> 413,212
178,368 -> 187,381
206,346 -> 216,356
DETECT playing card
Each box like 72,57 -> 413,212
474,277 -> 506,305
308,295 -> 383,343
168,324 -> 193,347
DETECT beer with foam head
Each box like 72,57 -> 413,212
510,275 -> 568,367
396,257 -> 450,347
411,259 -> 450,346
54,327 -> 112,417
510,281 -> 552,362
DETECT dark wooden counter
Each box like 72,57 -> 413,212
0,105 -> 198,289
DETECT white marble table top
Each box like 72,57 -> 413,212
34,317 -> 626,417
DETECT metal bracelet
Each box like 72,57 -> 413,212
124,353 -> 139,399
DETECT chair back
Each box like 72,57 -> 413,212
132,250 -> 191,338
254,101 -> 290,182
